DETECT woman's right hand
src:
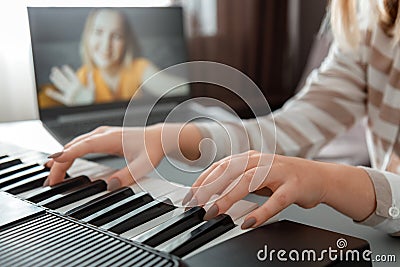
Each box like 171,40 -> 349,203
46,125 -> 165,190
47,65 -> 95,106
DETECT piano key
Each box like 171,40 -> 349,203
132,206 -> 206,247
157,214 -> 236,258
0,155 -> 8,160
55,191 -> 110,214
65,186 -> 135,219
2,171 -> 49,194
121,207 -> 185,240
0,162 -> 38,179
82,192 -> 153,226
101,198 -> 175,234
0,165 -> 48,188
0,157 -> 22,170
23,175 -> 91,202
37,180 -> 107,209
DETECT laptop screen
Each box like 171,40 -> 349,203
27,6 -> 190,121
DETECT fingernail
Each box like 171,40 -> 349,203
108,178 -> 121,191
241,217 -> 257,230
43,178 -> 49,186
48,151 -> 64,159
182,190 -> 193,206
204,204 -> 219,220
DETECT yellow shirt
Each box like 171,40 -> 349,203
38,57 -> 150,108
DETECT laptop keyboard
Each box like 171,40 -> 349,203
51,118 -> 123,143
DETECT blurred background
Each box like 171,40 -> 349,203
0,0 -> 328,122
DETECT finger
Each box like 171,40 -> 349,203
184,153 -> 257,206
63,126 -> 107,149
107,156 -> 157,191
46,161 -> 75,186
193,152 -> 264,206
50,67 -> 70,93
192,152 -> 257,189
50,134 -> 121,163
62,65 -> 79,83
241,185 -> 295,229
106,167 -> 135,191
203,165 -> 271,220
45,89 -> 68,105
44,159 -> 54,168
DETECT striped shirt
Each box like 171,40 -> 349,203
195,21 -> 400,235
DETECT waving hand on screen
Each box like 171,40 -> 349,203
46,65 -> 95,106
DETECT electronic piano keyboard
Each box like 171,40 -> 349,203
0,142 -> 372,267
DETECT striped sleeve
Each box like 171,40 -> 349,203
357,167 -> 400,235
194,41 -> 367,160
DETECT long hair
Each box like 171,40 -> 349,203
330,0 -> 400,49
80,8 -> 142,70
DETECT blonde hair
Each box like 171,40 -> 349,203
80,8 -> 141,70
330,0 -> 400,49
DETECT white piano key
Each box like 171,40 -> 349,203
56,191 -> 110,214
121,207 -> 184,239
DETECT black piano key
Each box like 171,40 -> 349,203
163,214 -> 235,258
2,171 -> 49,194
0,162 -> 38,179
0,158 -> 22,170
102,198 -> 176,235
65,186 -> 135,219
83,192 -> 154,226
37,180 -> 107,209
135,206 -> 206,247
24,175 -> 91,203
0,155 -> 8,160
0,165 -> 48,188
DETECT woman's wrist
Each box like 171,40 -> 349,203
321,162 -> 377,221
150,122 -> 202,161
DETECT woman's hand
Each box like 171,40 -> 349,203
183,150 -> 376,229
47,65 -> 95,106
46,123 -> 203,190
46,125 -> 165,189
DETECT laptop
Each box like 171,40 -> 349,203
27,5 -> 190,146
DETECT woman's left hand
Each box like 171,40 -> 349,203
183,151 -> 375,229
